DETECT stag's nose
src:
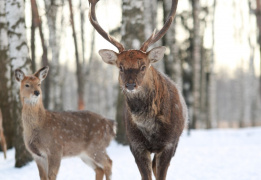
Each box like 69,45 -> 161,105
125,83 -> 136,91
34,90 -> 40,96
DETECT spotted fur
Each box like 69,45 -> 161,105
15,67 -> 115,180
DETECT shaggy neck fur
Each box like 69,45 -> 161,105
124,67 -> 164,119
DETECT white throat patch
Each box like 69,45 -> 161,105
24,95 -> 39,105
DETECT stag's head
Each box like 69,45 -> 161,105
89,0 -> 178,92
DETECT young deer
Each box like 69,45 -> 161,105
15,66 -> 116,180
88,0 -> 187,180
0,109 -> 7,159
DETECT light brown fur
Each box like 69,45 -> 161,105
15,67 -> 115,180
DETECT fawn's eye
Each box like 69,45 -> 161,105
25,84 -> 30,87
119,66 -> 124,72
38,84 -> 41,86
140,65 -> 146,71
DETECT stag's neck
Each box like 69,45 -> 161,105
124,67 -> 164,117
22,99 -> 46,129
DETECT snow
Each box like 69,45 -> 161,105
0,127 -> 261,180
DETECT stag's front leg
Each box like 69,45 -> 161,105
130,144 -> 152,180
155,143 -> 178,180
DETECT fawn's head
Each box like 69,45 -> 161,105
15,66 -> 49,105
88,0 -> 178,92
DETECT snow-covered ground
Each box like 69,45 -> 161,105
0,127 -> 260,180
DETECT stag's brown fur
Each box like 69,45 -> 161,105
15,67 -> 115,180
0,109 -> 7,159
123,51 -> 187,180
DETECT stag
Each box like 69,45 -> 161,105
88,0 -> 187,180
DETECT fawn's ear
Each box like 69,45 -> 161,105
147,46 -> 166,63
15,69 -> 25,82
34,66 -> 49,81
99,49 -> 118,65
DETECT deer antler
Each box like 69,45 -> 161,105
88,0 -> 125,52
140,0 -> 179,52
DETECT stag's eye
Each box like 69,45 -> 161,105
119,66 -> 124,72
25,84 -> 30,87
140,65 -> 146,72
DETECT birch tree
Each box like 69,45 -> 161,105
144,0 -> 164,71
69,0 -> 85,110
255,0 -> 261,97
191,0 -> 201,129
163,0 -> 182,86
31,0 -> 50,108
206,0 -> 217,129
0,0 -> 14,149
115,0 -> 146,144
44,0 -> 63,110
6,0 -> 32,167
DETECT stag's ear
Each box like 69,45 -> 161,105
15,69 -> 25,82
99,49 -> 118,65
34,66 -> 49,81
147,46 -> 166,63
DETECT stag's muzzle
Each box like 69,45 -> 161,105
125,83 -> 136,91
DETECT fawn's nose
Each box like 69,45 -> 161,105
34,91 -> 40,96
125,83 -> 136,91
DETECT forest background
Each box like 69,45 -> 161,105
0,0 -> 261,167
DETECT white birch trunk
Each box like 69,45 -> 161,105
121,0 -> 145,49
44,0 -> 63,110
6,0 -> 32,167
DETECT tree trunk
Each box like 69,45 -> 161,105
69,0 -> 85,110
115,0 -> 146,145
31,2 -> 36,73
80,0 -> 86,68
191,0 -> 201,129
115,89 -> 128,144
31,0 -> 50,109
247,0 -> 258,127
200,46 -> 207,128
256,0 -> 261,99
163,0 -> 182,86
122,0 -> 145,49
145,0 -> 164,71
206,0 -> 217,129
0,0 -> 14,149
6,0 -> 33,167
44,0 -> 63,110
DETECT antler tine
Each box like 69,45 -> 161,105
140,0 -> 178,52
88,0 -> 125,52
140,29 -> 156,52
